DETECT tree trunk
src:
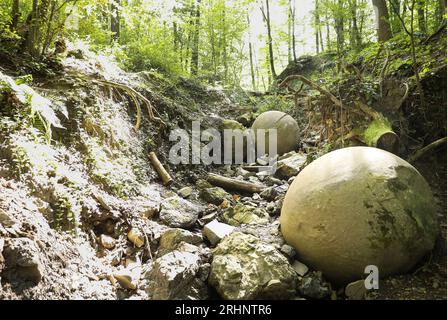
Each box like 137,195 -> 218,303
11,0 -> 20,31
26,0 -> 40,56
442,0 -> 447,20
110,0 -> 120,42
261,0 -> 277,80
372,0 -> 393,42
417,0 -> 427,34
291,0 -> 297,61
247,14 -> 256,91
315,0 -> 321,54
335,0 -> 345,53
350,0 -> 362,50
190,0 -> 201,76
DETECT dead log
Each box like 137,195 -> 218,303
207,173 -> 265,194
148,152 -> 173,186
409,137 -> 447,163
363,118 -> 399,153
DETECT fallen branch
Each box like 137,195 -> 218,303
409,137 -> 447,163
207,173 -> 265,194
279,75 -> 344,109
149,152 -> 173,186
279,74 -> 366,117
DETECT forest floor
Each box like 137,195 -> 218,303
1,41 -> 447,300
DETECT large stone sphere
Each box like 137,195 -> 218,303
251,111 -> 299,156
280,147 -> 439,284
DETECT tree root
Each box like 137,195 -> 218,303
95,79 -> 166,130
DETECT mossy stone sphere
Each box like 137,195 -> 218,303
280,147 -> 439,284
251,111 -> 299,156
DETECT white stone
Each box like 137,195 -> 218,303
203,220 -> 235,246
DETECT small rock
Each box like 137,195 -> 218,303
278,151 -> 297,161
127,228 -> 145,248
203,220 -> 235,246
265,176 -> 283,186
92,192 -> 113,211
198,212 -> 218,226
158,229 -> 202,256
280,244 -> 296,259
0,238 -> 4,273
298,272 -> 331,300
159,196 -> 200,229
236,167 -> 255,179
100,234 -> 116,250
275,153 -> 307,179
287,177 -> 295,184
292,260 -> 309,277
236,113 -> 253,127
147,250 -> 208,300
266,202 -> 278,216
223,203 -> 269,226
260,187 -> 279,201
200,187 -> 231,205
3,238 -> 44,283
178,187 -> 193,199
113,264 -> 141,290
0,208 -> 17,227
140,205 -> 159,219
209,232 -> 297,299
345,280 -> 367,300
256,155 -> 270,166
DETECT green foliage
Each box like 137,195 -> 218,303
0,71 -> 63,144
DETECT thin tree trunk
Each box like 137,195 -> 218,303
110,0 -> 120,42
190,0 -> 201,76
261,0 -> 276,79
315,0 -> 321,54
350,0 -> 362,50
291,0 -> 297,61
247,14 -> 256,91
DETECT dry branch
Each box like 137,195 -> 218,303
409,137 -> 447,163
207,173 -> 265,194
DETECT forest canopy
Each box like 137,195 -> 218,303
0,0 -> 446,90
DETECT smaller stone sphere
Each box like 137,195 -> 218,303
280,147 -> 439,284
251,111 -> 299,156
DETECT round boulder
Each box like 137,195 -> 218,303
280,147 -> 439,284
251,111 -> 299,156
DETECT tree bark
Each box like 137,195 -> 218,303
110,0 -> 120,42
190,0 -> 201,76
315,0 -> 321,54
11,0 -> 20,31
261,0 -> 277,79
247,14 -> 256,91
26,0 -> 40,56
207,173 -> 266,194
350,0 -> 362,50
417,0 -> 427,34
372,0 -> 393,42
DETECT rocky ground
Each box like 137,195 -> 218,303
0,43 -> 446,300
